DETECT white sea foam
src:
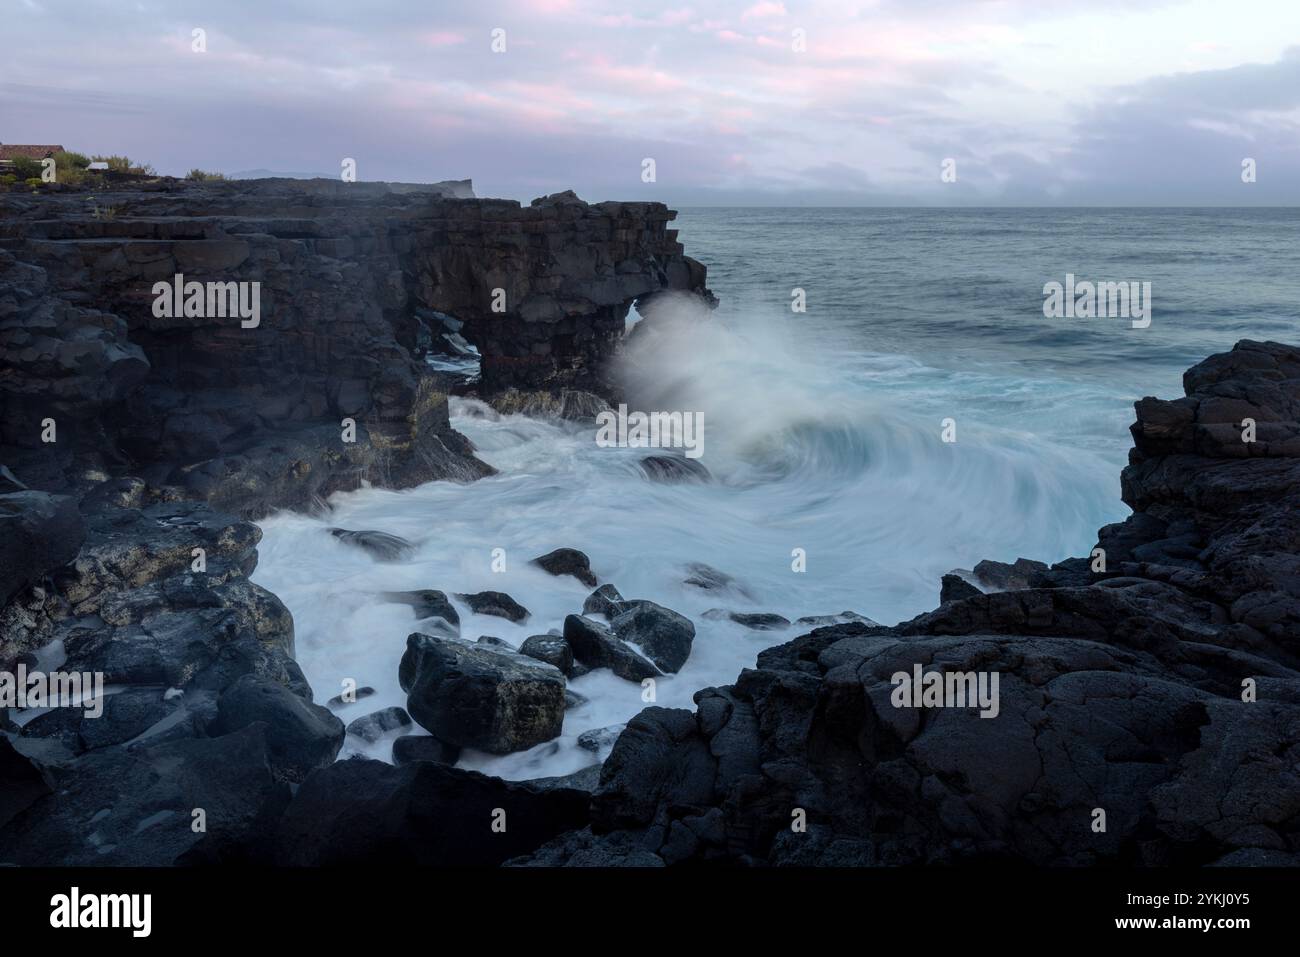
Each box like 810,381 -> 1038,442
253,303 -> 1123,781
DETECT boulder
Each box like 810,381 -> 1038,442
577,724 -> 625,754
327,686 -> 377,708
398,633 -> 565,754
330,528 -> 414,561
383,589 -> 460,639
346,707 -> 412,743
682,562 -> 752,598
609,600 -> 696,671
532,548 -> 598,587
703,608 -> 790,631
519,634 -> 575,676
212,674 -> 345,783
562,614 -> 660,682
582,583 -> 628,619
457,590 -> 530,622
639,455 -> 710,483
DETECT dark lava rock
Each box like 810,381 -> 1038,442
274,757 -> 589,866
523,764 -> 603,793
609,600 -> 695,672
0,491 -> 85,606
971,557 -> 1049,592
577,724 -> 625,754
582,583 -> 627,619
346,706 -> 412,743
519,634 -> 575,676
457,590 -> 530,622
682,562 -> 752,597
794,610 -> 880,628
476,635 -> 511,648
0,723 -> 289,865
0,737 -> 51,830
330,528 -> 414,561
532,547 -> 598,587
20,686 -> 187,755
391,735 -> 461,766
507,827 -> 665,867
562,614 -> 660,682
212,674 -> 345,784
703,608 -> 791,631
327,686 -> 377,708
490,388 -> 612,422
383,589 -> 460,638
639,455 -> 710,483
565,689 -> 588,709
940,573 -> 983,604
398,633 -> 565,754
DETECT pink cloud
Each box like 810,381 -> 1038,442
741,2 -> 786,20
421,31 -> 465,47
596,9 -> 696,28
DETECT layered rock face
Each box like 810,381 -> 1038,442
0,178 -> 713,516
517,340 -> 1300,867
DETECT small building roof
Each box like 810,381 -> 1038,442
0,144 -> 66,160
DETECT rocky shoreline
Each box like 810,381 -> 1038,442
3,178 -> 1298,866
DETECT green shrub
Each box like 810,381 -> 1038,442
24,177 -> 43,188
185,168 -> 227,181
10,157 -> 43,179
54,150 -> 91,170
0,174 -> 16,186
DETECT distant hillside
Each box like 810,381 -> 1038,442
229,170 -> 475,198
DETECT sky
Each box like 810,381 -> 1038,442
2,0 -> 1299,204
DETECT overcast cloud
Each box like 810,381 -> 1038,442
2,0 -> 1297,204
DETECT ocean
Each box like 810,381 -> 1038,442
252,207 -> 1300,780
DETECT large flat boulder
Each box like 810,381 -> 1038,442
398,633 -> 565,754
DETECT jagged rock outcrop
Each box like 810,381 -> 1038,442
0,178 -> 713,516
0,493 -> 342,864
514,340 -> 1300,867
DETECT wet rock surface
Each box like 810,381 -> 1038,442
563,614 -> 660,682
457,590 -> 530,622
398,633 -> 566,754
532,547 -> 598,587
